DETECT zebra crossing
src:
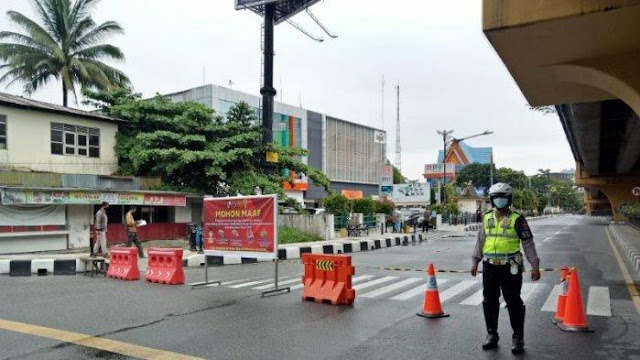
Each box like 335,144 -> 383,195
189,274 -> 613,317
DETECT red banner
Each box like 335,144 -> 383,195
202,196 -> 277,255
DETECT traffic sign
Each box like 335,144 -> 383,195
632,186 -> 640,197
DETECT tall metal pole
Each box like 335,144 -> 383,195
443,134 -> 447,203
261,4 -> 276,147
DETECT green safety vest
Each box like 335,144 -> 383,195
482,210 -> 522,258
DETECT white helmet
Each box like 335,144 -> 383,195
488,182 -> 513,209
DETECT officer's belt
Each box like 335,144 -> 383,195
483,252 -> 521,265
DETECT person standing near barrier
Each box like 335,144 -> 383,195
470,182 -> 540,355
422,208 -> 430,233
93,201 -> 110,258
126,206 -> 145,258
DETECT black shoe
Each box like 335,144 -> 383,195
482,334 -> 499,350
511,335 -> 524,355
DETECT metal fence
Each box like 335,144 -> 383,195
334,215 -> 348,230
363,215 -> 377,228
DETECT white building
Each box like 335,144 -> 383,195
0,92 -> 195,254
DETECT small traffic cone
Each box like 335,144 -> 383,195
417,263 -> 449,319
552,265 -> 570,324
557,269 -> 593,332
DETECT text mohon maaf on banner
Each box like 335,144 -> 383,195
202,195 -> 278,260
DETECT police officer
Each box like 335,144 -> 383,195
470,183 -> 540,354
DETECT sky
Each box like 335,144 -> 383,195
0,0 -> 576,180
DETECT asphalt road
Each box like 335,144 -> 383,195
0,215 -> 638,360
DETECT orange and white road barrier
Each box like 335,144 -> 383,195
106,247 -> 140,281
301,254 -> 355,305
557,268 -> 593,332
417,263 -> 449,319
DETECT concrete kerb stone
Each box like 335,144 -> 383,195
0,232 -> 419,275
0,260 -> 10,274
30,259 -> 55,275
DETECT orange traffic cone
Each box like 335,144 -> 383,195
552,265 -> 570,324
417,263 -> 449,319
557,269 -> 593,332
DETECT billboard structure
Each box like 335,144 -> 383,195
203,195 -> 278,260
235,0 -> 321,24
392,183 -> 431,205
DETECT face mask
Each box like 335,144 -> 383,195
493,197 -> 509,209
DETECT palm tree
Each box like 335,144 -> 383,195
0,0 -> 129,106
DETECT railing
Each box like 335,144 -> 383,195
363,215 -> 377,228
334,215 -> 348,230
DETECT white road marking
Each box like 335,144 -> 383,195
541,284 -> 562,312
360,278 -> 422,298
229,279 -> 279,288
253,278 -> 302,290
587,287 -> 612,317
439,280 -> 477,302
390,279 -> 450,301
460,289 -> 484,306
289,274 -> 374,290
353,276 -> 398,291
543,237 -> 554,243
500,283 -> 540,308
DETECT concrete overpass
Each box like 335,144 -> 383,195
483,0 -> 640,220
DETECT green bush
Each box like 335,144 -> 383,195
376,199 -> 395,216
352,197 -> 377,215
278,226 -> 322,244
323,194 -> 350,215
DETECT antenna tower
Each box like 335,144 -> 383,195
394,84 -> 401,172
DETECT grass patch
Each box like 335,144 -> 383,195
278,226 -> 322,244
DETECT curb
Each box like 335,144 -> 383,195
1,234 -> 428,276
181,233 -> 426,268
609,225 -> 640,272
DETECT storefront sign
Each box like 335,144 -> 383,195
202,195 -> 277,260
0,189 -> 186,206
374,130 -> 386,144
341,190 -> 364,200
423,163 -> 456,177
392,183 -> 430,204
381,165 -> 393,186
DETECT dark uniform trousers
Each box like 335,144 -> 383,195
482,261 -> 526,337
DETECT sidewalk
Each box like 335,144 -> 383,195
1,230 -> 453,275
610,223 -> 640,273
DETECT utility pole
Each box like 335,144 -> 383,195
436,129 -> 454,203
381,75 -> 385,130
394,84 -> 401,173
261,3 -> 276,150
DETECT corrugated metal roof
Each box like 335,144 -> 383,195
0,92 -> 124,123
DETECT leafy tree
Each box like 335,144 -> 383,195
352,197 -> 377,215
84,88 -> 330,205
323,194 -> 350,216
0,0 -> 129,106
495,167 -> 528,189
455,163 -> 491,189
393,165 -> 406,184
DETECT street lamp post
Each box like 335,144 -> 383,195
437,130 -> 454,203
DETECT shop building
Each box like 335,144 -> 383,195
0,92 -> 195,254
165,85 -> 386,206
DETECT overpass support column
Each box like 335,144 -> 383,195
590,182 -> 640,222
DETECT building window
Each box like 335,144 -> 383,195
0,114 -> 6,150
51,123 -> 99,157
